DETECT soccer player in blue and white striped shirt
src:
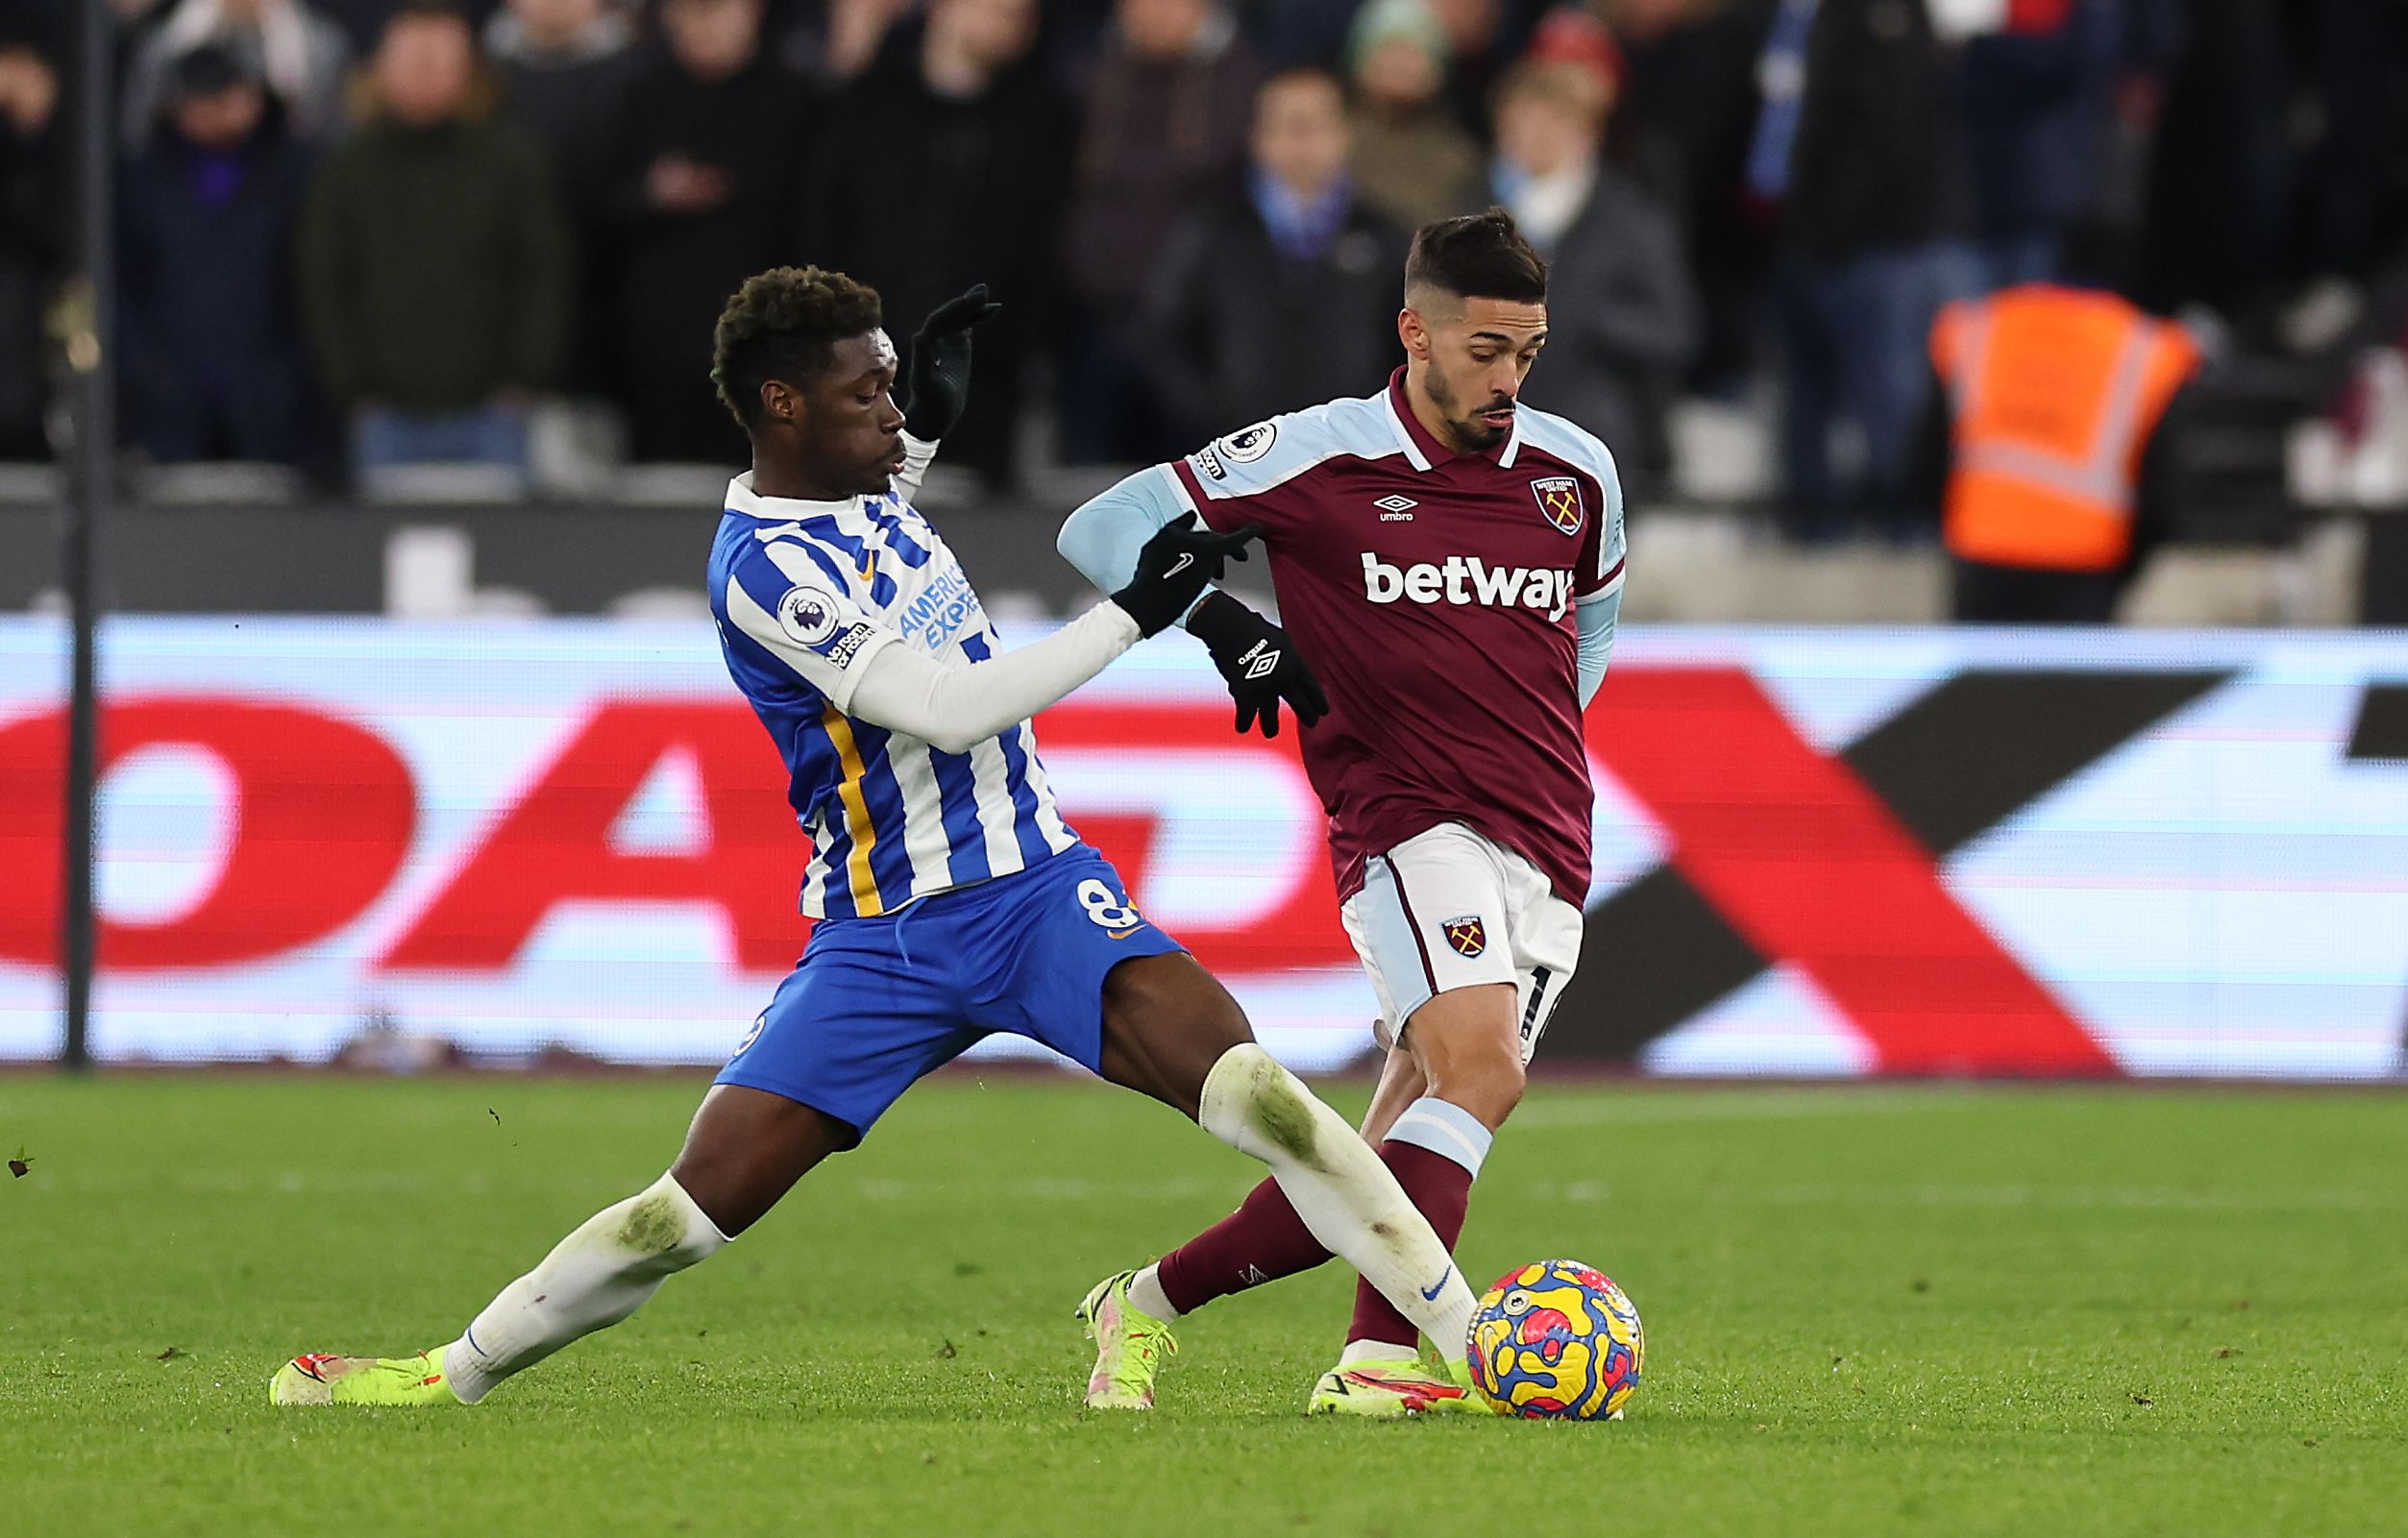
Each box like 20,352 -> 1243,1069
269,267 -> 1485,1411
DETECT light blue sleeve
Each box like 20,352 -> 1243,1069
1576,586 -> 1620,707
1575,447 -> 1625,708
1516,406 -> 1626,707
1061,403 -> 1387,589
1057,464 -> 1198,596
1061,400 -> 1386,623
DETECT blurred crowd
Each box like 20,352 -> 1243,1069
1,0 -> 2406,516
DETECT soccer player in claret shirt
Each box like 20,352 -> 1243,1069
1059,209 -> 1627,1417
267,267 -> 1487,1408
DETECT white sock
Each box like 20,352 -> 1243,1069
441,1173 -> 730,1403
1126,1263 -> 1179,1322
1339,1339 -> 1421,1367
1195,1043 -> 1478,1361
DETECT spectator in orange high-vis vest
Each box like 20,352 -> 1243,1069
1918,277 -> 2202,623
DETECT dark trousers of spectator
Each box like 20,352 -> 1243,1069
1951,558 -> 2128,623
609,243 -> 758,466
623,371 -> 747,466
1775,241 -> 1978,541
615,302 -> 748,467
0,267 -> 46,459
1975,232 -> 2060,292
130,359 -> 305,464
1056,323 -> 1187,467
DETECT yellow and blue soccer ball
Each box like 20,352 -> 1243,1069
1464,1259 -> 1643,1420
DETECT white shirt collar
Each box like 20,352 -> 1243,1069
1385,370 -> 1523,471
725,473 -> 861,521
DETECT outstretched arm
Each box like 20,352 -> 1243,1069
1059,470 -> 1327,737
845,603 -> 1141,753
1057,466 -> 1197,604
729,520 -> 1254,754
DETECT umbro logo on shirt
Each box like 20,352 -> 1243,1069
1373,495 -> 1417,522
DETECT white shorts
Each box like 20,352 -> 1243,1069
1339,822 -> 1585,1064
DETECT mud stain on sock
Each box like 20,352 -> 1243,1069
1250,1070 -> 1319,1164
619,1190 -> 686,1254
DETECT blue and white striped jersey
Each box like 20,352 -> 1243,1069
708,472 -> 1078,920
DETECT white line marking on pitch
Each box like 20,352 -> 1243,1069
1510,1091 -> 1940,1129
1744,1182 -> 2391,1212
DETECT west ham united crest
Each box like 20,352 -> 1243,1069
1442,915 -> 1488,959
1530,476 -> 1585,535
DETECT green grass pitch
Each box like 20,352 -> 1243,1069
4,1073 -> 2404,1536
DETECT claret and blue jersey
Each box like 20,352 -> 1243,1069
707,472 -> 1078,921
1060,369 -> 1627,909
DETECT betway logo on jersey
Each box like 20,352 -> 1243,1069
1361,553 -> 1575,621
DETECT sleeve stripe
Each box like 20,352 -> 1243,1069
1168,455 -> 1209,513
1161,459 -> 1200,517
1199,446 -> 1357,501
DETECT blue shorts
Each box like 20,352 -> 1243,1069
715,845 -> 1183,1145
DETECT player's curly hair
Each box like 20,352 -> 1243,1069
710,266 -> 885,428
1405,208 -> 1549,305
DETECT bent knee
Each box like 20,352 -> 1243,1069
1406,1002 -> 1527,1127
1427,1053 -> 1524,1127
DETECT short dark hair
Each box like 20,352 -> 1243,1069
1405,208 -> 1548,305
711,266 -> 885,429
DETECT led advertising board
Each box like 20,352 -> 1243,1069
2,621 -> 2402,1078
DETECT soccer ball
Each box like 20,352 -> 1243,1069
1464,1258 -> 1643,1420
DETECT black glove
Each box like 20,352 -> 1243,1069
899,284 -> 1003,441
1185,591 -> 1328,739
1112,519 -> 1262,638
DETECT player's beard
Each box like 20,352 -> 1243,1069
1427,369 -> 1511,452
